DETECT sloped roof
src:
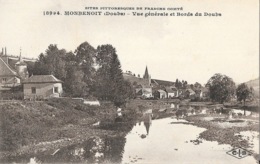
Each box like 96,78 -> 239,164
165,87 -> 175,93
23,75 -> 62,84
185,88 -> 195,94
171,87 -> 178,91
0,57 -> 17,77
142,88 -> 152,94
157,89 -> 166,93
200,87 -> 209,92
151,79 -> 175,86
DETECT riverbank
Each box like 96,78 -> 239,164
0,98 -> 259,162
184,113 -> 259,160
0,98 -> 137,161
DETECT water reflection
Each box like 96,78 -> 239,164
122,117 -> 257,164
24,136 -> 128,164
3,105 -> 258,164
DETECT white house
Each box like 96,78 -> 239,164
23,75 -> 63,99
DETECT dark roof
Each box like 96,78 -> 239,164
151,79 -> 175,86
185,89 -> 195,94
164,87 -> 175,93
0,57 -> 18,77
23,75 -> 62,84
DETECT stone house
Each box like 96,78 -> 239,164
154,89 -> 167,99
23,75 -> 63,99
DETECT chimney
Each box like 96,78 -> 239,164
5,47 -> 7,56
1,48 -> 3,55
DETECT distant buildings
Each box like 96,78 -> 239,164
123,66 -> 209,100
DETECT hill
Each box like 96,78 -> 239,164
245,78 -> 259,98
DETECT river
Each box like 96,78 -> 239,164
6,106 -> 259,164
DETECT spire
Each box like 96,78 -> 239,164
144,114 -> 152,135
143,66 -> 149,79
19,47 -> 22,61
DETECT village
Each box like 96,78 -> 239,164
0,45 -> 259,163
0,47 -> 209,102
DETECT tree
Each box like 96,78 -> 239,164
206,73 -> 236,104
236,83 -> 251,106
95,44 -> 132,106
75,42 -> 96,87
32,45 -> 67,81
194,82 -> 202,89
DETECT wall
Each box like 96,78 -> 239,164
24,82 -> 62,99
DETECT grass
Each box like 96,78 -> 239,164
0,98 -> 106,151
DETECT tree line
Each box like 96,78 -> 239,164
206,73 -> 254,105
30,42 -> 134,107
176,74 -> 254,106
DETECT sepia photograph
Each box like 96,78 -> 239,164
0,0 -> 259,163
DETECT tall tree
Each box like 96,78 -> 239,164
206,73 -> 236,104
75,42 -> 96,83
32,45 -> 67,81
95,44 -> 132,106
236,83 -> 251,106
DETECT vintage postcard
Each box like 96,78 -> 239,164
0,0 -> 259,163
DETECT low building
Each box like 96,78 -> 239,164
23,75 -> 63,99
199,87 -> 209,98
154,89 -> 167,99
184,88 -> 196,99
136,87 -> 153,99
165,87 -> 179,98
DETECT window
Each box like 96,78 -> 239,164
31,87 -> 36,94
54,87 -> 58,93
2,78 -> 7,83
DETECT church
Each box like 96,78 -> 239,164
123,66 -> 153,98
123,66 -> 177,99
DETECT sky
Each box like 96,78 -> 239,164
0,0 -> 259,85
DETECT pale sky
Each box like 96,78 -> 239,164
0,0 -> 259,85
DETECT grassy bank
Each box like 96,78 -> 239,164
184,114 -> 259,160
0,98 -> 132,155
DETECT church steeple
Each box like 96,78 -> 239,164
143,66 -> 149,79
19,48 -> 22,62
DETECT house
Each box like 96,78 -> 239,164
0,48 -> 29,91
194,87 -> 209,101
0,57 -> 21,90
142,88 -> 153,98
171,87 -> 179,97
23,75 -> 63,99
199,87 -> 209,99
136,87 -> 153,99
154,89 -> 167,99
184,88 -> 196,99
165,87 -> 179,98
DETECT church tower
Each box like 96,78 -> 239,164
15,48 -> 29,80
143,66 -> 151,87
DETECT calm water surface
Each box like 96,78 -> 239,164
7,106 -> 259,164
